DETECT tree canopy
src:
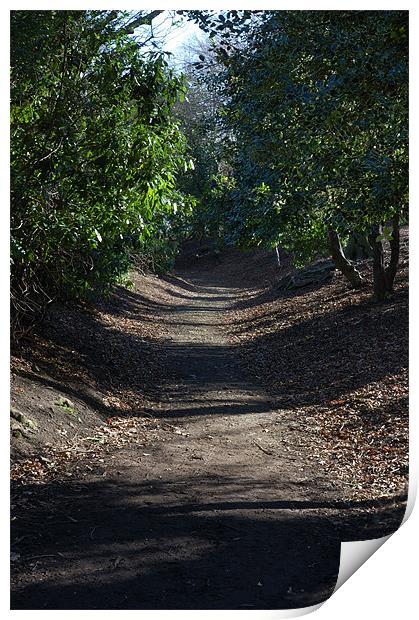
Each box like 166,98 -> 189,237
11,10 -> 195,333
10,9 -> 409,336
185,10 -> 408,298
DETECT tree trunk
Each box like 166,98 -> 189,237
327,229 -> 364,288
345,232 -> 373,261
368,224 -> 388,302
275,245 -> 281,268
385,213 -> 400,292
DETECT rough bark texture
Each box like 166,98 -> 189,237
327,229 -> 364,288
385,214 -> 401,292
369,224 -> 388,302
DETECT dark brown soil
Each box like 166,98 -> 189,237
10,239 -> 408,610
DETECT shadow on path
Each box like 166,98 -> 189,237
11,475 -> 405,610
11,263 -> 408,610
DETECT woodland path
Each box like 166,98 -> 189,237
11,268 -> 361,610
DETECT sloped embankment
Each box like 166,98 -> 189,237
225,230 -> 409,503
11,239 -> 408,610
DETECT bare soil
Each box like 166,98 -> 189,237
10,241 -> 408,610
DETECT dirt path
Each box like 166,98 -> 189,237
11,268 -> 396,610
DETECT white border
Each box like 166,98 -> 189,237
2,3 -> 417,619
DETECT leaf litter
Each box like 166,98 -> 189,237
225,229 -> 408,501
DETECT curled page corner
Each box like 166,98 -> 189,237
402,482 -> 417,524
270,601 -> 325,618
334,535 -> 391,593
333,482 -> 414,595
288,602 -> 325,617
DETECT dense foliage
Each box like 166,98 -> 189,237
10,9 -> 409,332
187,10 -> 408,297
11,10 -> 192,333
172,50 -> 226,241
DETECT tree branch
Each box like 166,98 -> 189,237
123,11 -> 164,34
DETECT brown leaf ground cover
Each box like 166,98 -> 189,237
10,271 -> 186,481
225,229 -> 409,501
10,238 -> 408,610
10,234 -> 408,500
